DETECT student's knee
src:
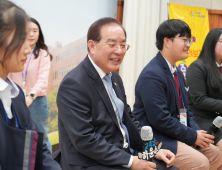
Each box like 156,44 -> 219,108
195,155 -> 210,170
208,145 -> 222,167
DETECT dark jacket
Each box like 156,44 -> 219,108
186,59 -> 222,144
187,59 -> 222,118
0,85 -> 61,170
133,52 -> 200,155
57,56 -> 143,170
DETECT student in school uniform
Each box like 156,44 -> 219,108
0,1 -> 61,169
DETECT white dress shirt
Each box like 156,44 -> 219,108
88,55 -> 133,168
216,62 -> 222,67
162,54 -> 177,77
0,77 -> 19,119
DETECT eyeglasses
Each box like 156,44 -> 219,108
172,37 -> 193,46
102,43 -> 130,52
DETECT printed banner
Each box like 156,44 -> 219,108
168,3 -> 209,78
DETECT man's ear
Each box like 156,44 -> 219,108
163,37 -> 171,49
88,40 -> 96,55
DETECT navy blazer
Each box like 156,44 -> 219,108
133,52 -> 200,155
57,56 -> 143,170
0,85 -> 61,170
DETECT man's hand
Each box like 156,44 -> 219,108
26,96 -> 33,107
130,156 -> 156,170
195,130 -> 214,149
154,149 -> 175,168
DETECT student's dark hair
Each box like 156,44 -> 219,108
0,1 -> 29,67
87,17 -> 126,52
156,19 -> 191,50
30,18 -> 53,61
198,28 -> 222,93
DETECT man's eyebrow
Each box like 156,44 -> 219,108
106,38 -> 116,42
106,38 -> 126,43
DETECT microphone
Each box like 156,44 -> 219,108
138,126 -> 162,161
196,116 -> 222,150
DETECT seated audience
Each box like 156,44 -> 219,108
133,19 -> 222,170
187,28 -> 222,170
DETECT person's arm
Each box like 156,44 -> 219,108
137,70 -> 197,146
29,50 -> 50,96
57,76 -> 131,166
186,62 -> 222,113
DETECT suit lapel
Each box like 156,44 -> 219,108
157,53 -> 180,112
83,57 -> 119,129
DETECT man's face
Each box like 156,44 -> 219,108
90,24 -> 126,74
169,34 -> 191,62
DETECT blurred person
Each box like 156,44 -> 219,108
9,17 -> 52,153
0,1 -> 61,169
56,17 -> 178,170
186,28 -> 222,170
133,19 -> 222,170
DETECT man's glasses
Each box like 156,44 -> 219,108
172,37 -> 193,46
102,43 -> 130,52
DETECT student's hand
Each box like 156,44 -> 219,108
130,156 -> 156,170
26,96 -> 33,107
195,130 -> 214,149
154,149 -> 175,168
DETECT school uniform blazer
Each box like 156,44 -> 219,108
0,85 -> 61,170
133,52 -> 200,155
57,56 -> 143,170
187,59 -> 222,118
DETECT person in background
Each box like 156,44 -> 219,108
186,28 -> 222,170
0,1 -> 61,169
133,19 -> 222,170
9,17 -> 52,153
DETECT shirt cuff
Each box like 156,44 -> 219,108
122,155 -> 133,168
29,90 -> 37,96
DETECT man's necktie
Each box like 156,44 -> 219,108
173,71 -> 183,109
218,67 -> 222,75
103,74 -> 133,153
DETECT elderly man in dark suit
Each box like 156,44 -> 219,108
57,17 -> 177,170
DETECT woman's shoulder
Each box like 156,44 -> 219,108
39,49 -> 49,57
189,59 -> 206,71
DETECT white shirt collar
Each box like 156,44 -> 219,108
161,54 -> 176,75
216,62 -> 222,67
0,77 -> 19,98
88,54 -> 111,79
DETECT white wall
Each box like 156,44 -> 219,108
120,0 -> 169,109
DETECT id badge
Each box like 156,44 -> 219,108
180,108 -> 187,126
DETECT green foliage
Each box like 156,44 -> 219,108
47,87 -> 58,133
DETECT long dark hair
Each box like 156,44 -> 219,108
0,1 -> 29,66
30,18 -> 53,61
199,28 -> 222,93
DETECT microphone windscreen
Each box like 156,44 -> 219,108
213,116 -> 222,128
141,126 -> 153,141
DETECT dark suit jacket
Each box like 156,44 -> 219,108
57,56 -> 143,170
133,52 -> 200,155
0,85 -> 61,170
187,59 -> 222,118
186,59 -> 222,144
